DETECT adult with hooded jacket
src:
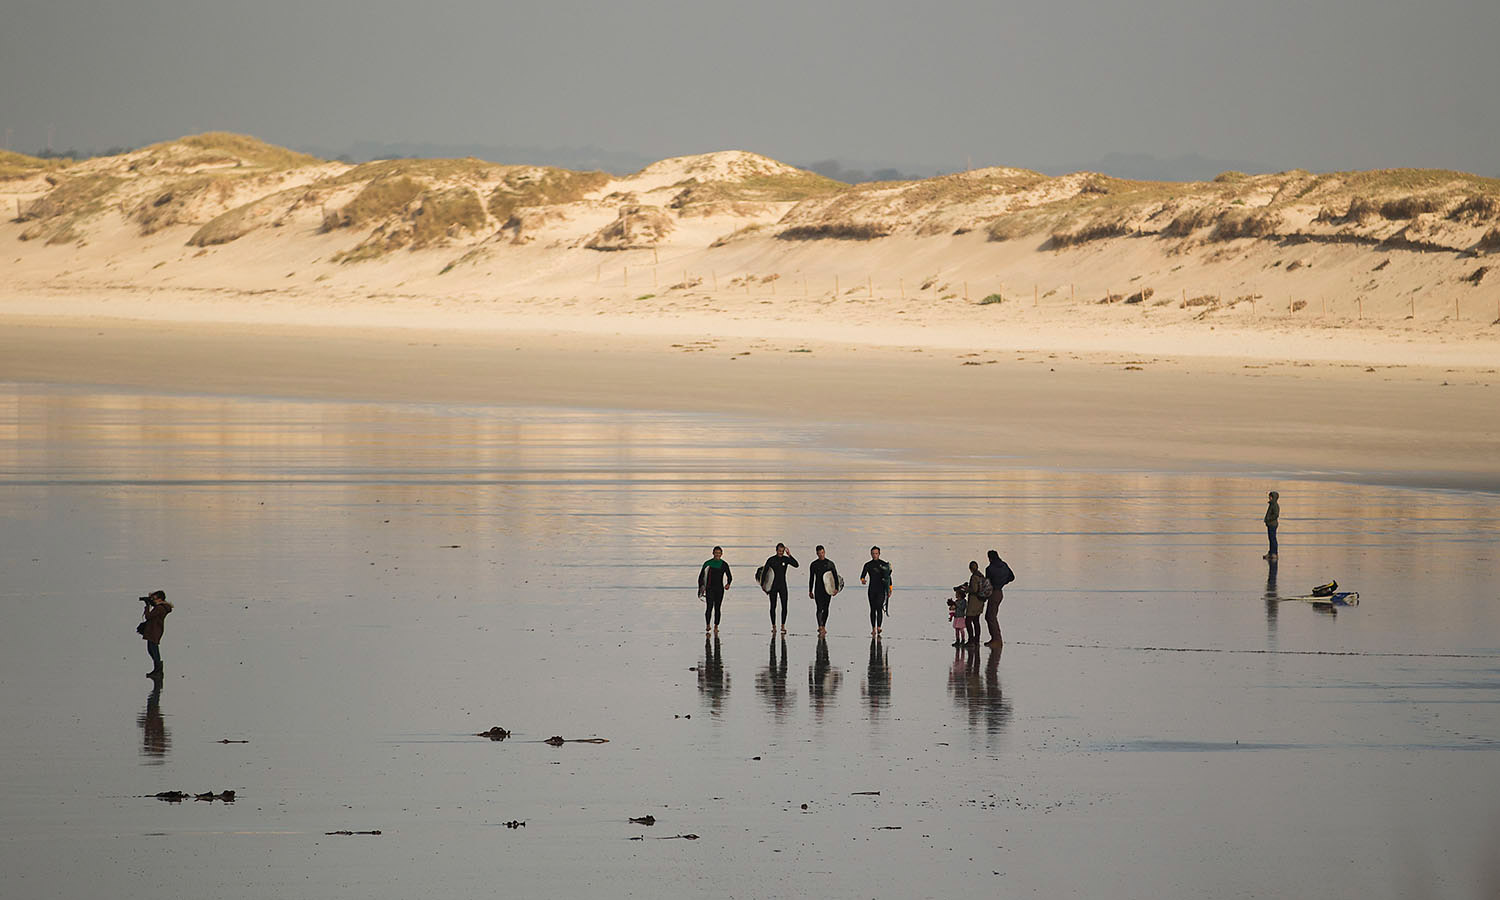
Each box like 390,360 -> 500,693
983,550 -> 1013,646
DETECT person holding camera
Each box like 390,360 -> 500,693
137,590 -> 173,678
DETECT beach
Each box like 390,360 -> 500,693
3,136 -> 1500,898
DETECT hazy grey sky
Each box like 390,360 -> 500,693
3,0 -> 1497,174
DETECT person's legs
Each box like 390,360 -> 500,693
706,591 -> 722,629
985,592 -> 1002,645
1268,524 -> 1278,557
774,586 -> 788,627
966,615 -> 980,644
815,596 -> 830,628
146,641 -> 162,675
868,591 -> 883,631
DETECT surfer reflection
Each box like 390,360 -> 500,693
862,637 -> 891,716
808,635 -> 842,720
697,636 -> 730,712
948,644 -> 1011,736
138,674 -> 170,763
755,635 -> 795,720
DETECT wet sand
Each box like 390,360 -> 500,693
1,316 -> 1497,490
0,387 -> 1497,899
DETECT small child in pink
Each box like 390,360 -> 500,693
947,589 -> 967,648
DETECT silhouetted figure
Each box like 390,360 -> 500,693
984,550 -> 1014,647
138,590 -> 172,678
1263,491 -> 1280,560
755,635 -> 795,720
698,547 -> 733,633
697,635 -> 730,712
859,547 -> 893,636
138,676 -> 170,763
761,543 -> 799,633
807,545 -> 842,636
962,561 -> 987,645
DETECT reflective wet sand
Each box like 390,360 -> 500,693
1,385 -> 1496,899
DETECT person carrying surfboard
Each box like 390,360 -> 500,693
760,543 -> 800,633
807,545 -> 843,636
698,546 -> 732,633
860,547 -> 893,637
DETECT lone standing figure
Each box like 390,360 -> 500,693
139,590 -> 173,678
1264,491 -> 1280,560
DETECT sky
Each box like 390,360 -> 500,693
3,0 -> 1498,176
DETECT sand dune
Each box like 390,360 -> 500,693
2,131 -> 1498,372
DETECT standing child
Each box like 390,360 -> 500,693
948,588 -> 968,648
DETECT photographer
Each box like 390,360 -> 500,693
137,590 -> 173,678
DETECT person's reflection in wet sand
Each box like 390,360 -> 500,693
861,637 -> 891,717
1263,557 -> 1280,636
697,636 -> 730,713
138,674 -> 170,763
755,635 -> 795,720
808,635 -> 842,721
948,644 -> 1011,735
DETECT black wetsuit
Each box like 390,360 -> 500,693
860,559 -> 893,629
808,557 -> 841,628
762,552 -> 799,626
699,558 -> 732,627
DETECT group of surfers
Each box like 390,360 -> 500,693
698,544 -> 1012,644
698,544 -> 893,636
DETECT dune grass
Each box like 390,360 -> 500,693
136,132 -> 322,171
324,177 -> 423,231
776,222 -> 890,241
0,150 -> 65,180
333,157 -> 504,186
410,187 -> 487,248
488,168 -> 610,221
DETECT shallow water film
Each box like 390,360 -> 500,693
1,385 -> 1497,899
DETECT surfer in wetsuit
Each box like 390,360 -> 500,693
807,545 -> 841,636
698,546 -> 732,633
859,546 -> 893,637
762,543 -> 799,633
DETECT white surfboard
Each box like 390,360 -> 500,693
759,565 -> 776,593
822,570 -> 842,597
